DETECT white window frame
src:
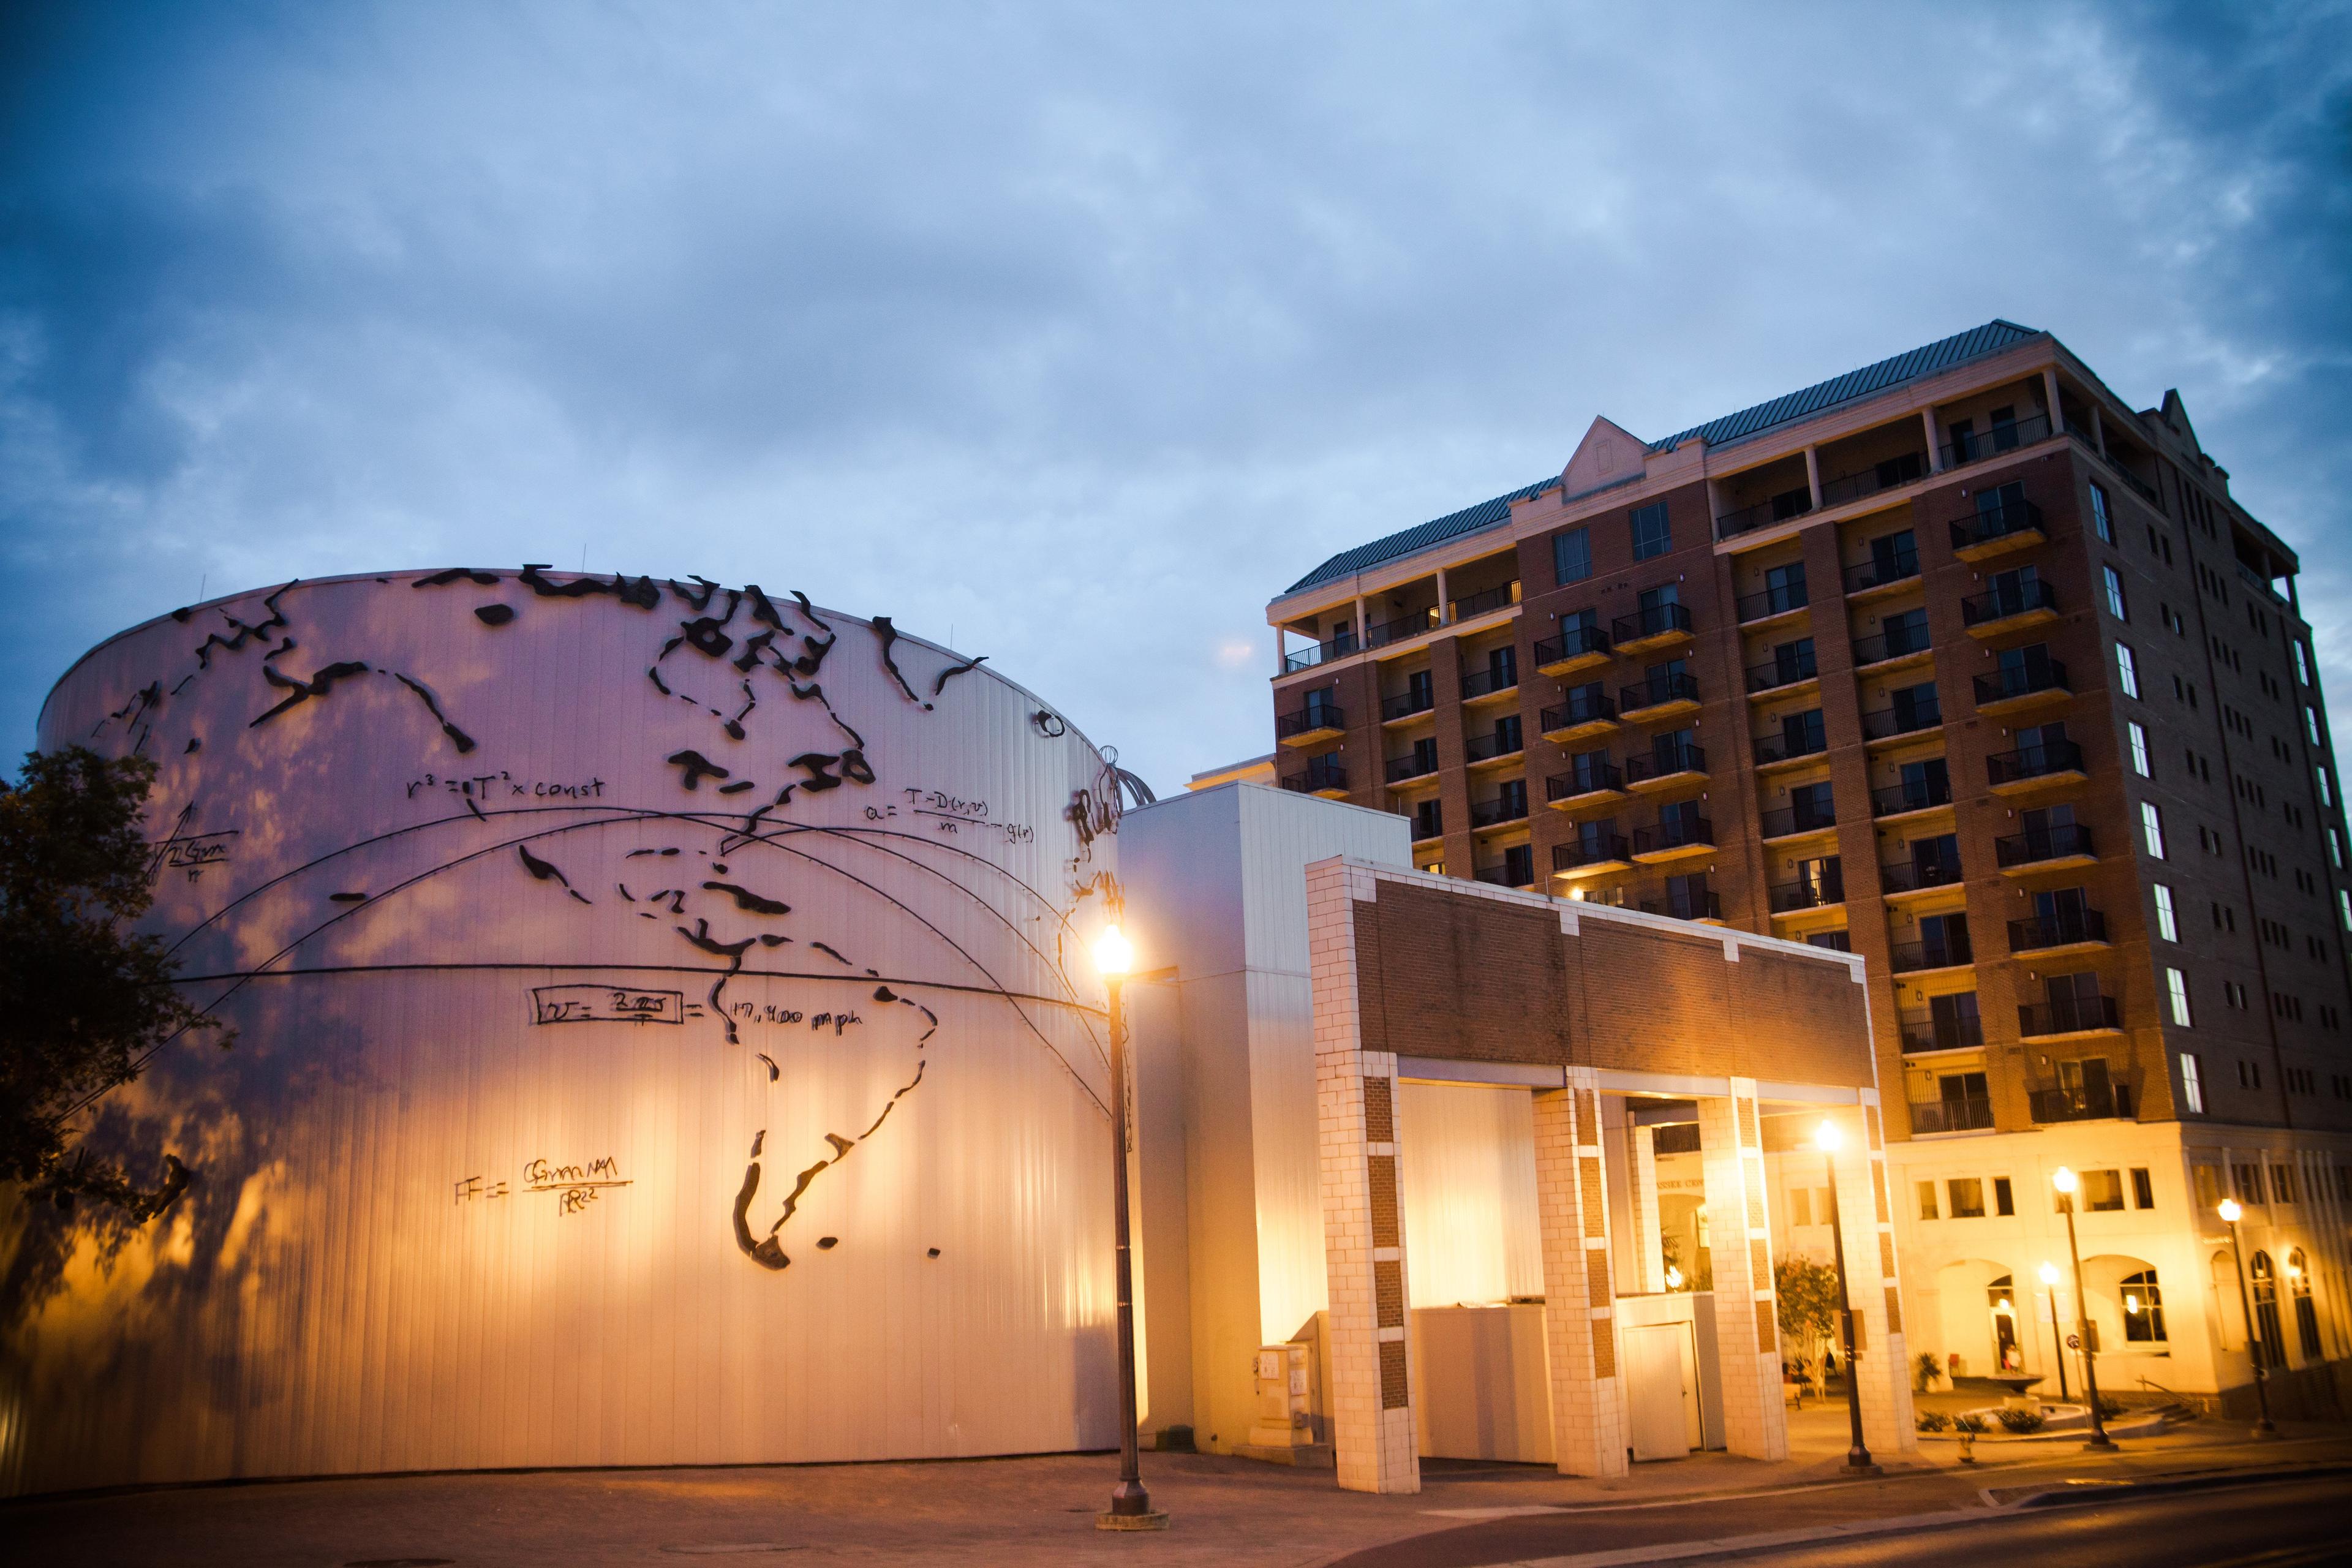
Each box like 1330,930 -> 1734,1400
2142,801 -> 2166,859
2129,720 -> 2151,777
2180,1052 -> 2204,1114
2166,967 -> 2193,1028
2294,640 -> 2312,686
2331,826 -> 2345,870
2105,564 -> 2128,619
2117,643 -> 2140,699
2320,766 -> 2335,808
2307,708 -> 2323,747
2155,883 -> 2178,942
2090,481 -> 2114,543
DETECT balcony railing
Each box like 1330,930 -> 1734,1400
1909,1096 -> 1995,1134
1747,647 -> 1819,693
1818,451 -> 1927,510
1613,601 -> 1694,644
1961,579 -> 2059,628
1899,1012 -> 1984,1053
2009,908 -> 2108,951
1754,729 -> 1828,767
1461,665 -> 1518,700
1464,729 -> 1523,764
1736,584 -> 1810,623
1714,489 -> 1815,540
1533,624 -> 1611,666
1635,816 -> 1714,855
1974,658 -> 2069,707
1626,742 -> 1706,783
1452,581 -> 1521,621
1276,703 -> 1343,739
1469,796 -> 1529,829
1554,834 -> 1630,873
1381,687 -> 1436,722
1994,823 -> 2095,869
1770,873 -> 1845,913
1890,935 -> 1973,972
2029,1081 -> 2133,1124
1759,801 -> 1838,839
1872,776 -> 1953,816
1472,861 -> 1536,889
2019,994 -> 2121,1037
1548,762 -> 1624,802
1542,690 -> 1616,731
1621,671 -> 1700,713
1281,758 -> 1348,794
1940,410 -> 2054,470
1880,858 -> 1964,895
1385,752 -> 1439,785
1642,889 -> 1722,921
1852,626 -> 1932,666
1949,497 -> 2047,552
1363,608 -> 1440,649
1860,698 -> 1942,741
1283,641 -> 1333,674
1987,737 -> 2085,787
1408,809 -> 1442,842
1844,548 -> 1920,595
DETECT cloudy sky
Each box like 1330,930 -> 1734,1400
3,1 -> 2347,791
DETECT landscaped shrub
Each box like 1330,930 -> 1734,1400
1954,1414 -> 1987,1433
2094,1394 -> 2124,1419
1915,1411 -> 1952,1433
1995,1407 -> 2046,1434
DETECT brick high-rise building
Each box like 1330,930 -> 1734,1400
1263,320 -> 2352,1413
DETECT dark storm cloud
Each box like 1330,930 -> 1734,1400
2,1 -> 2348,788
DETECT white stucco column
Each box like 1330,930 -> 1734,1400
1535,1072 -> 1627,1477
2042,368 -> 2064,435
1828,1097 -> 1918,1453
1435,566 -> 1450,625
1804,445 -> 1823,510
1696,1079 -> 1789,1460
1921,409 -> 1943,473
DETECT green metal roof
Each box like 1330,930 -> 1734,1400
1281,319 -> 2045,597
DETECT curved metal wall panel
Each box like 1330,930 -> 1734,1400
5,570 -> 1122,1495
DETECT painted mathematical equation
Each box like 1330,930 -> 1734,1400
728,1003 -> 863,1035
530,985 -> 689,1025
453,1155 -> 631,1216
405,769 -> 609,802
861,788 -> 1035,845
148,829 -> 238,884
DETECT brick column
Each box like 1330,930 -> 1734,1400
1697,1079 -> 1789,1460
1830,1097 -> 1919,1453
1535,1072 -> 1627,1477
1623,1118 -> 1665,1295
1308,860 -> 1419,1494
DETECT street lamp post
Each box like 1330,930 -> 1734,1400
2037,1262 -> 2070,1404
2049,1168 -> 2116,1450
1093,924 -> 1169,1531
1815,1121 -> 1877,1475
2218,1198 -> 2276,1437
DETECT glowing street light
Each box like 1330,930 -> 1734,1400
1814,1119 -> 1875,1474
1091,924 -> 1166,1531
2217,1196 -> 2276,1436
2050,1168 -> 2116,1450
2037,1261 -> 2071,1403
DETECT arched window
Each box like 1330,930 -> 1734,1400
2288,1250 -> 2322,1361
2120,1268 -> 2166,1343
2251,1252 -> 2286,1369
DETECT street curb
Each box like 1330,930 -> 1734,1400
2002,1460 -> 2352,1510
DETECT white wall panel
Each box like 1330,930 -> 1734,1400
1396,1083 -> 1544,1308
4,570 -> 1124,1494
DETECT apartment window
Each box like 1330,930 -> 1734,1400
2193,1163 -> 2222,1208
1917,1180 -> 1939,1220
2117,643 -> 2140,699
1948,1177 -> 1986,1218
1630,501 -> 1671,561
2141,802 -> 2166,859
1993,1176 -> 2015,1216
1553,526 -> 1593,586
2082,1168 -> 2127,1212
2090,481 -> 2114,543
2132,1167 -> 2155,1208
2339,888 -> 2351,933
2331,828 -> 2345,872
2180,1052 -> 2205,1113
2294,639 -> 2313,686
2129,720 -> 2150,777
2319,766 -> 2336,809
2236,1160 -> 2266,1200
2104,564 -> 2128,620
2307,708 -> 2324,747
2272,1165 -> 2299,1204
2154,884 -> 2178,942
2122,1269 -> 2167,1343
2166,967 -> 2192,1027
1806,930 -> 1852,952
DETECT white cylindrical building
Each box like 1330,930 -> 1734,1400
5,568 -> 1126,1496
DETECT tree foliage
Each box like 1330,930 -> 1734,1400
0,746 -> 227,1215
1774,1254 -> 1842,1355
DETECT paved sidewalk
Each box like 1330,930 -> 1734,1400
6,1404 -> 2346,1568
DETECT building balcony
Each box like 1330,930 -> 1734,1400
1759,802 -> 1839,843
1736,584 -> 1810,627
1363,608 -> 1441,650
1464,729 -> 1524,768
1547,763 -> 1627,809
1275,703 -> 1345,747
1961,579 -> 2060,637
1909,1095 -> 1995,1134
1769,874 -> 1845,914
1385,752 -> 1441,786
1450,581 -> 1522,622
1633,817 -> 1714,863
1851,628 -> 1934,672
1986,738 -> 2086,794
1844,549 -> 1920,600
1899,1012 -> 1984,1054
1872,777 -> 1953,820
1746,648 -> 1819,697
1472,862 -> 1536,889
1554,835 -> 1633,878
1819,451 -> 1928,510
1280,758 -> 1349,799
1541,691 -> 1619,743
1714,491 -> 1814,540
1283,638 -> 1343,674
1994,823 -> 2096,873
1940,410 -> 2055,474
1890,936 -> 1972,974
1611,601 -> 1695,655
1533,624 -> 1613,677
1642,889 -> 1724,923
2029,1082 -> 2135,1125
2018,995 -> 2122,1039
1948,496 -> 2048,562
1380,687 -> 1436,724
2008,908 -> 2109,955
1880,859 -> 1965,900
1408,809 -> 1442,845
1461,665 -> 1520,705
1973,658 -> 2071,717
1619,671 -> 1701,723
1469,795 -> 1530,831
1754,730 -> 1828,770
1860,699 -> 1942,744
1624,743 -> 1707,791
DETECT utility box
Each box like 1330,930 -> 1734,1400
1237,1342 -> 1329,1464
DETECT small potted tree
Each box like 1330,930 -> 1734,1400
1914,1350 -> 1943,1394
1953,1412 -> 1985,1465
